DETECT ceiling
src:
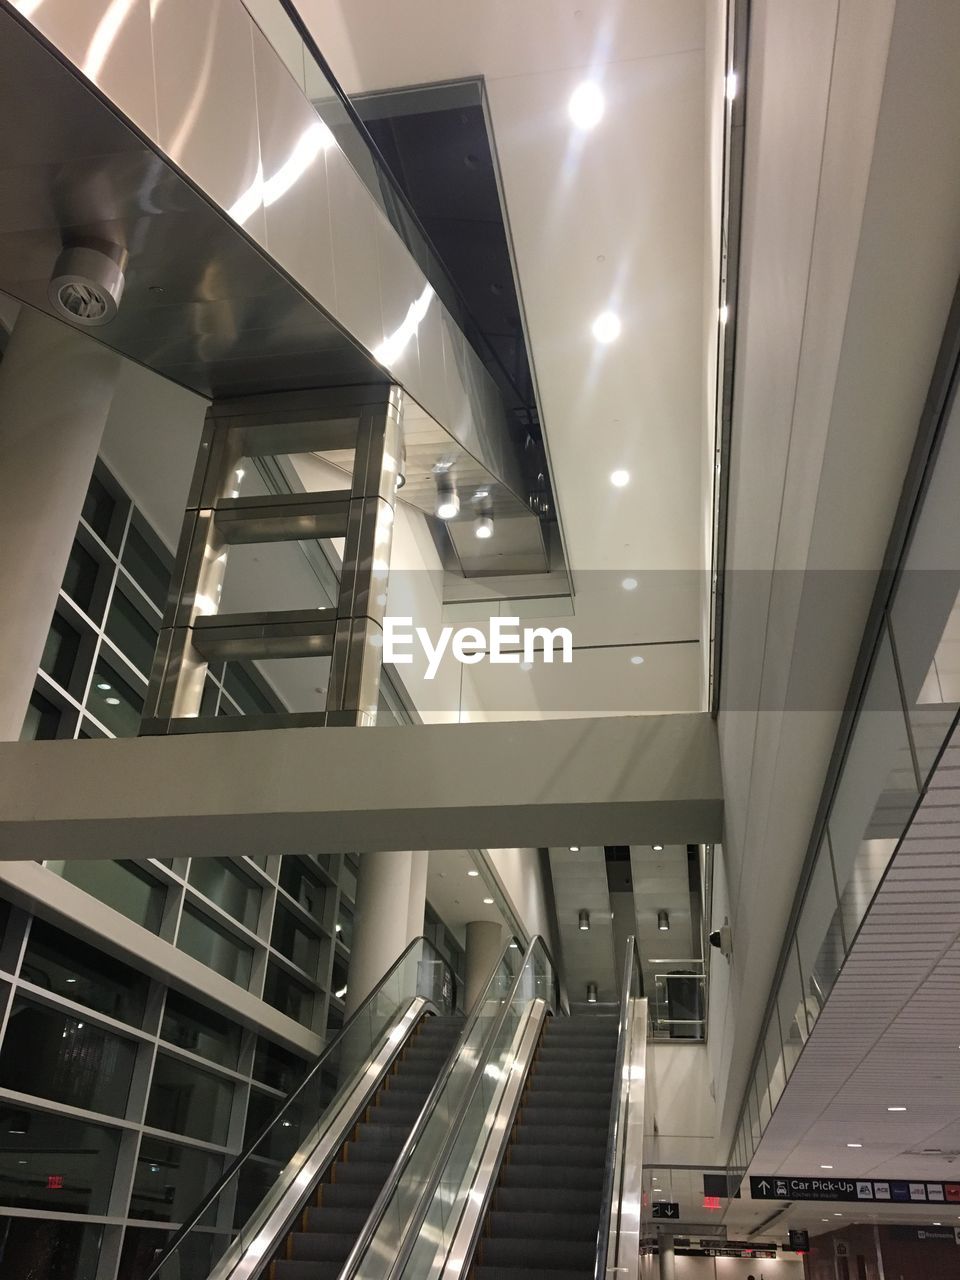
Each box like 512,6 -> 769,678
425,848 -> 508,940
294,0 -> 710,708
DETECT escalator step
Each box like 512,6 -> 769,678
507,1144 -> 604,1166
520,1094 -> 609,1112
288,1231 -> 354,1261
487,1210 -> 599,1241
272,1263 -> 342,1280
493,1187 -> 601,1214
303,1205 -> 371,1233
318,1182 -> 379,1209
331,1160 -> 395,1185
480,1238 -> 594,1269
511,1124 -> 605,1148
498,1163 -> 604,1191
473,1269 -> 589,1280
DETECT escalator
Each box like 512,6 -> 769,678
470,1014 -> 619,1280
271,1015 -> 462,1280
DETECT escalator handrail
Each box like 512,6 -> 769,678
338,933 -> 526,1280
145,934 -> 453,1280
383,934 -> 556,1280
594,935 -> 641,1280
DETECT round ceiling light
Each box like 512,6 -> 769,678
568,81 -> 605,130
592,310 -> 621,343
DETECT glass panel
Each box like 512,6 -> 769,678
161,990 -> 242,1069
331,957 -> 348,1002
146,1053 -> 234,1145
763,1004 -> 787,1116
87,658 -> 143,737
755,1054 -> 771,1129
105,588 -> 159,678
795,838 -> 845,1029
177,906 -> 253,986
336,903 -> 354,949
130,1136 -> 225,1221
0,1105 -> 119,1213
252,1038 -> 308,1093
271,907 -> 320,976
222,664 -> 278,716
0,1217 -> 105,1279
122,523 -> 170,610
40,613 -> 82,689
776,941 -> 809,1083
50,860 -> 166,932
120,1224 -> 229,1280
61,537 -> 104,618
830,628 -> 917,946
82,473 -> 118,543
0,998 -> 135,1116
21,690 -> 62,741
189,859 -> 261,930
20,918 -> 149,1025
263,962 -> 313,1027
278,858 -> 327,924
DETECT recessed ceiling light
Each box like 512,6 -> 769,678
96,682 -> 111,691
820,1165 -> 833,1170
475,514 -> 494,540
568,81 -> 604,130
570,846 -> 580,852
933,1222 -> 942,1227
833,1213 -> 842,1217
593,311 -> 622,344
631,655 -> 644,665
468,870 -> 479,877
652,844 -> 663,852
822,1219 -> 829,1223
847,1143 -> 862,1148
105,696 -> 120,706
622,576 -> 638,590
483,897 -> 494,905
520,661 -> 533,672
887,1106 -> 907,1112
610,468 -> 630,487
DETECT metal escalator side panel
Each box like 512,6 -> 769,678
601,995 -> 647,1280
208,997 -> 430,1280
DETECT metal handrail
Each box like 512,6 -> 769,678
338,934 -> 525,1280
145,934 -> 452,1280
383,934 -> 556,1280
594,936 -> 641,1280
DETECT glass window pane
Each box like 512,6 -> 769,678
50,860 -> 166,933
105,588 -> 159,678
336,903 -> 354,949
40,614 -> 82,690
188,859 -> 261,930
21,690 -> 62,741
830,628 -> 917,946
252,1038 -> 308,1093
0,1218 -> 105,1280
763,1005 -> 787,1116
263,962 -> 313,1027
61,538 -> 105,618
146,1054 -> 234,1145
87,658 -> 143,737
20,919 -> 149,1025
161,990 -> 241,1068
82,473 -> 119,543
271,907 -> 320,976
777,940 -> 808,1083
795,838 -> 845,1029
0,999 -> 135,1116
177,906 -> 252,986
122,523 -> 170,610
130,1135 -> 224,1222
278,858 -> 326,924
222,664 -> 278,716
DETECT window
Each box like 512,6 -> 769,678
130,1136 -> 224,1222
271,907 -> 320,976
189,859 -> 261,930
81,472 -> 119,545
21,919 -> 149,1026
0,1210 -> 106,1276
121,522 -> 170,610
21,690 -> 62,741
161,990 -> 241,1069
0,999 -> 136,1117
278,859 -> 326,924
51,860 -> 166,933
252,1038 -> 308,1094
39,614 -> 82,690
87,658 -> 143,737
222,664 -> 278,716
146,1054 -> 233,1145
177,906 -> 252,986
105,588 -> 159,678
263,963 -> 313,1028
61,537 -> 107,620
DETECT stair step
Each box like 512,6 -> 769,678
479,1238 -> 595,1269
272,1263 -> 342,1280
303,1205 -> 369,1234
507,1144 -> 604,1167
318,1182 -> 379,1210
288,1231 -> 354,1262
498,1164 -> 604,1191
330,1160 -> 394,1185
493,1187 -> 601,1214
487,1210 -> 600,1242
511,1124 -> 606,1147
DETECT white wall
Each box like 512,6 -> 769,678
645,1041 -> 719,1166
486,846 -> 554,947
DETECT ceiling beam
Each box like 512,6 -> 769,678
0,714 -> 721,861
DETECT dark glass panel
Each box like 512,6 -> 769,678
160,990 -> 241,1069
145,1054 -> 233,1145
177,907 -> 252,986
188,860 -> 260,930
21,919 -> 149,1025
0,1105 -> 119,1213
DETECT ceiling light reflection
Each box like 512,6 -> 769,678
610,469 -> 630,487
375,282 -> 435,368
592,311 -> 621,343
568,81 -> 605,130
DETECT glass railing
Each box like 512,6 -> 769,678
357,936 -> 557,1280
145,936 -> 453,1280
239,0 -> 531,420
596,937 -> 646,1280
647,958 -> 706,1042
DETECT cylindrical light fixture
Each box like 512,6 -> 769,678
658,910 -> 670,932
586,982 -> 598,1004
578,909 -> 590,932
475,513 -> 494,539
435,475 -> 460,520
652,844 -> 664,852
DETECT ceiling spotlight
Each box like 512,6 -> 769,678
658,910 -> 670,932
631,655 -> 645,665
847,1143 -> 862,1148
467,870 -> 479,877
586,982 -> 598,1004
105,697 -> 121,706
652,844 -> 664,852
483,897 -> 494,905
820,1165 -> 833,1170
887,1106 -> 906,1112
593,311 -> 621,344
622,577 -> 638,590
435,475 -> 460,520
579,909 -> 590,932
568,81 -> 605,130
96,682 -> 111,691
610,468 -> 630,487
570,846 -> 580,852
475,514 -> 494,540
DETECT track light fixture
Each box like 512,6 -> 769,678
658,910 -> 670,932
586,982 -> 598,1004
579,909 -> 590,932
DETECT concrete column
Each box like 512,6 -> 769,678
657,1233 -> 676,1280
0,307 -> 120,740
464,919 -> 504,1011
347,850 -> 426,1015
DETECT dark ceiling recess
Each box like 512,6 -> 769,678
353,82 -> 547,501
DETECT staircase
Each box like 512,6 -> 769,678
270,1013 -> 463,1280
472,1014 -> 619,1280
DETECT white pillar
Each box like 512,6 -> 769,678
657,1233 -> 676,1280
0,308 -> 121,740
346,850 -> 427,1015
464,919 -> 504,1011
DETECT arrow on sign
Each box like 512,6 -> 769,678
758,1180 -> 772,1195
